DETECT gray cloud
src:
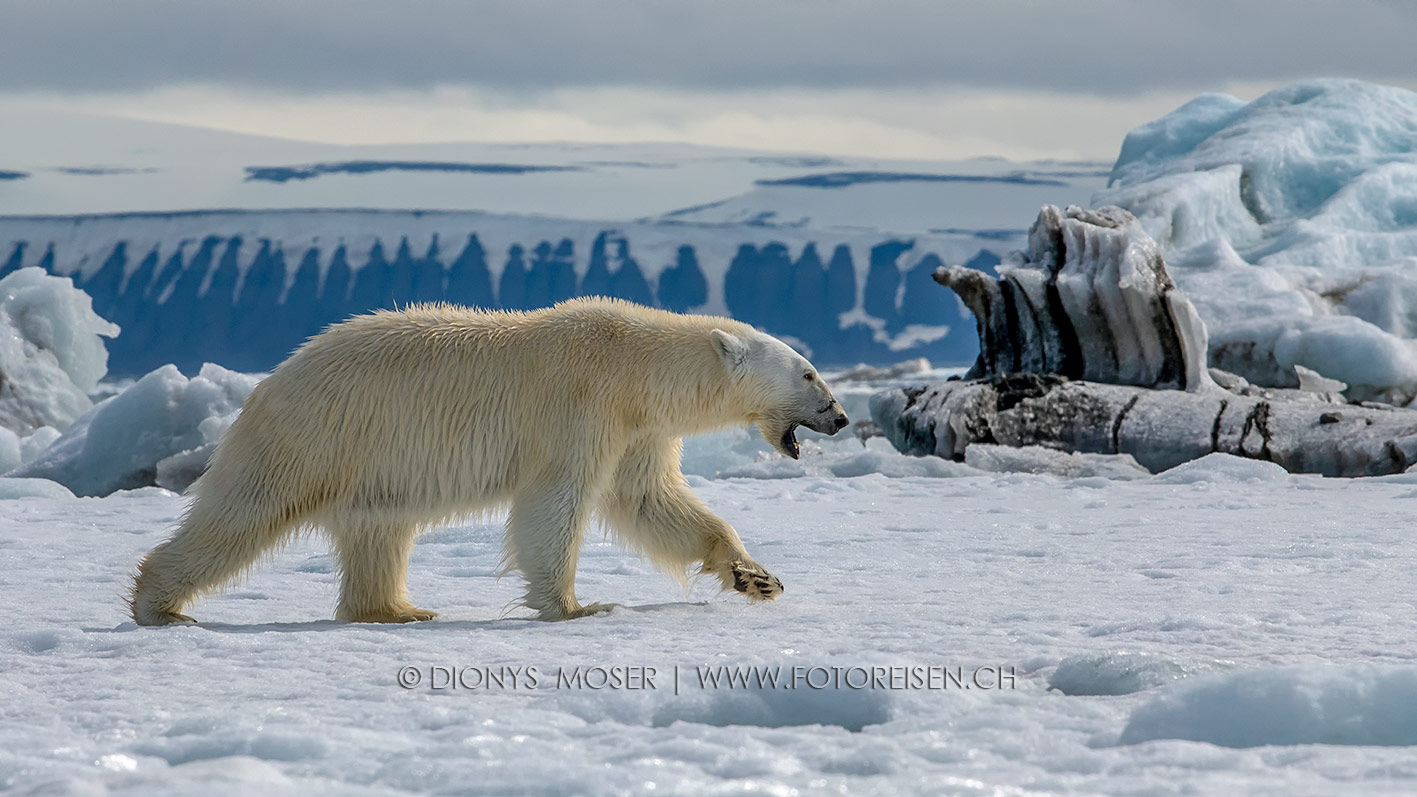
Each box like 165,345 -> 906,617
1,0 -> 1414,96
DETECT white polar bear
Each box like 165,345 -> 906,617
130,298 -> 849,625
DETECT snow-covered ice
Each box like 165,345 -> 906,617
5,461 -> 1417,794
1047,651 -> 1232,697
1097,79 -> 1417,403
1121,665 -> 1417,748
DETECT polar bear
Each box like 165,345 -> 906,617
130,298 -> 848,625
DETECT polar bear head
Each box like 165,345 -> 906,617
712,328 -> 849,459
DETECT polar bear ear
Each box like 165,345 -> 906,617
711,328 -> 749,372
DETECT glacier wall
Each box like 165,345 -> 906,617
0,210 -> 1008,375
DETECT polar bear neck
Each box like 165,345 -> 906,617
545,300 -> 762,438
603,317 -> 763,438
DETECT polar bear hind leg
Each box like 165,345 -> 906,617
130,484 -> 304,625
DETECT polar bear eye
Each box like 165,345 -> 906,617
803,373 -> 815,382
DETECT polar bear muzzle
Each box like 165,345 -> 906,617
779,424 -> 802,459
775,402 -> 850,459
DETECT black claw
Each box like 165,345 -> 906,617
732,570 -> 749,592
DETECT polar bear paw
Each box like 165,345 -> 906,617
347,606 -> 438,624
566,602 -> 619,619
537,601 -> 619,621
135,610 -> 198,627
730,561 -> 784,602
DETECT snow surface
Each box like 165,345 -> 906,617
6,461 -> 1417,794
5,83 -> 1417,793
1096,79 -> 1417,402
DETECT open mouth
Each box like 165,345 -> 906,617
779,424 -> 800,459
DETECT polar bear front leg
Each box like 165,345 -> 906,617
504,477 -> 600,621
330,519 -> 437,623
701,531 -> 784,603
603,439 -> 784,603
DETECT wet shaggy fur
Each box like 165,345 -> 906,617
129,298 -> 847,624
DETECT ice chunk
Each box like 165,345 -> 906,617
11,363 -> 258,496
0,267 -> 119,434
2,426 -> 63,473
0,477 -> 75,499
154,409 -> 241,493
1293,364 -> 1347,394
0,428 -> 19,473
1108,93 -> 1248,187
1153,453 -> 1291,484
1121,665 -> 1417,747
19,425 -> 61,464
154,446 -> 214,494
965,444 -> 1149,481
1049,651 -> 1231,696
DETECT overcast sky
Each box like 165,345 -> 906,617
4,1 -> 1415,161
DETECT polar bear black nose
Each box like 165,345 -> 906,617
832,414 -> 849,432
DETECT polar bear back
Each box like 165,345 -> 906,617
202,299 -> 756,520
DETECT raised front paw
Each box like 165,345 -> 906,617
730,561 -> 784,602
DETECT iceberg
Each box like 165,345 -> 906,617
1096,79 -> 1417,403
934,205 -> 1211,390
